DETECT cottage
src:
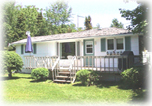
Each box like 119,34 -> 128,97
10,27 -> 141,82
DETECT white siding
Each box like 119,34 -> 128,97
94,38 -> 107,56
131,35 -> 139,55
47,41 -> 56,56
16,42 -> 57,57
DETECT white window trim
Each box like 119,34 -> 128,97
106,37 -> 125,52
85,41 -> 93,54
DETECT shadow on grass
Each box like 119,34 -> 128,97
73,81 -> 125,87
1,76 -> 32,81
131,89 -> 148,103
96,81 -> 148,103
96,81 -> 123,89
30,79 -> 47,83
72,82 -> 85,86
1,77 -> 20,81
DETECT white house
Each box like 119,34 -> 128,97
10,27 -> 141,82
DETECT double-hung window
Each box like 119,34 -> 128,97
116,38 -> 123,50
107,38 -> 124,51
85,41 -> 93,54
107,39 -> 114,50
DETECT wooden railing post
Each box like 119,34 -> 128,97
126,56 -> 128,69
122,56 -> 123,71
100,56 -> 101,72
81,57 -> 82,70
77,56 -> 78,72
88,56 -> 89,69
108,57 -> 110,72
104,57 -> 105,71
96,56 -> 97,71
113,56 -> 114,72
92,56 -> 93,70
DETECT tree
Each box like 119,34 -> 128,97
84,15 -> 92,30
77,27 -> 83,32
110,18 -> 123,28
119,2 -> 148,34
119,1 -> 149,52
2,51 -> 23,78
44,1 -> 72,34
3,2 -> 19,48
3,1 -> 77,50
3,3 -> 41,49
35,10 -> 51,36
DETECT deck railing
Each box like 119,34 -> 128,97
23,55 -> 134,73
24,56 -> 58,69
69,55 -> 134,73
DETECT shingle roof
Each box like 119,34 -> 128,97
10,27 -> 131,45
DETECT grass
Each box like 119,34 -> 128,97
1,73 -> 147,104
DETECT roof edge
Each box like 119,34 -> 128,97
10,33 -> 136,46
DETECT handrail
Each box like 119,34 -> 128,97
52,57 -> 60,71
69,56 -> 76,71
51,57 -> 60,81
68,56 -> 76,83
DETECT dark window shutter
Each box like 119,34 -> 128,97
125,36 -> 131,51
57,42 -> 59,56
33,44 -> 37,54
21,45 -> 23,54
101,38 -> 106,52
77,41 -> 80,56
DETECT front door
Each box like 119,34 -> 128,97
84,39 -> 94,66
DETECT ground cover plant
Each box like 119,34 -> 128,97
2,73 -> 146,104
76,69 -> 99,86
121,65 -> 147,89
31,68 -> 49,81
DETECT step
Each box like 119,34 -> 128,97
54,79 -> 71,83
58,72 -> 75,75
56,76 -> 70,78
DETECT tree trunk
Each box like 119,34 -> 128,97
8,68 -> 12,78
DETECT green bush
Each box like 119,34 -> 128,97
121,66 -> 145,89
76,69 -> 99,86
31,68 -> 49,80
1,51 -> 23,78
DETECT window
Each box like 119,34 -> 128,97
107,39 -> 114,50
61,42 -> 75,59
106,38 -> 124,51
116,38 -> 123,50
85,41 -> 93,54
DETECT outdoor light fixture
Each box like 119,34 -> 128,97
26,31 -> 30,36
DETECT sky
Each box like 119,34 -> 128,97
13,0 -> 139,29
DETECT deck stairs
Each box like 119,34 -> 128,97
52,56 -> 77,83
53,69 -> 76,83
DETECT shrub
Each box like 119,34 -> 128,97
31,68 -> 49,80
76,69 -> 99,86
121,66 -> 146,89
1,51 -> 23,78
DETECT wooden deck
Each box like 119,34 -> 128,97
23,55 -> 137,83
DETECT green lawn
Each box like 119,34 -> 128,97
1,73 -> 146,105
